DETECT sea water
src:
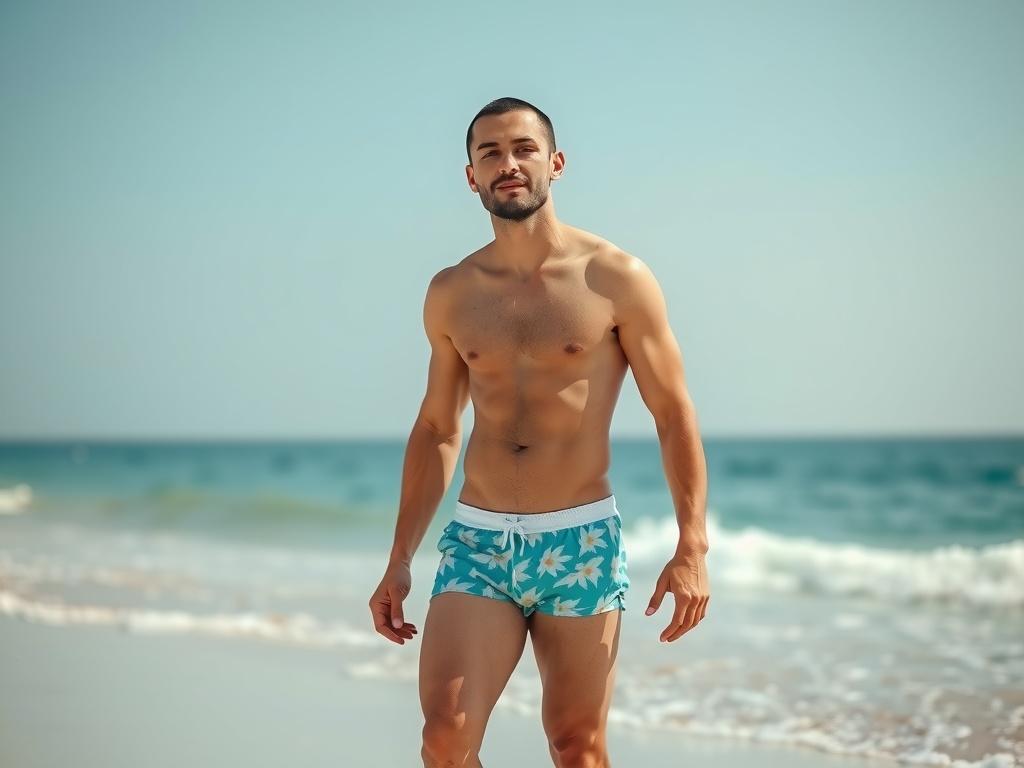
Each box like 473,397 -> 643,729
1,437 -> 1022,766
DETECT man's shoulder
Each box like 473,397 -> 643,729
426,251 -> 478,296
559,224 -> 633,266
574,230 -> 651,301
423,251 -> 484,324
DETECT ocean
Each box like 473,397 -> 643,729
1,437 -> 1022,767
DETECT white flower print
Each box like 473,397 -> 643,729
537,545 -> 572,578
492,531 -> 541,552
594,591 -> 621,613
470,567 -> 508,595
604,516 -> 619,542
439,577 -> 474,594
579,524 -> 608,554
524,532 -> 544,548
457,528 -> 480,548
610,553 -> 621,575
468,569 -> 509,598
491,532 -> 516,548
470,549 -> 511,570
552,596 -> 581,616
512,559 -> 532,585
553,556 -> 604,589
439,548 -> 456,574
518,587 -> 541,608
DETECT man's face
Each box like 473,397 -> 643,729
466,110 -> 563,222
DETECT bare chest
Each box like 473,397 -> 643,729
450,282 -> 614,369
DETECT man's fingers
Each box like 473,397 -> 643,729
665,597 -> 701,642
388,587 -> 406,630
661,592 -> 701,642
675,598 -> 700,638
659,592 -> 689,641
369,596 -> 408,644
645,575 -> 668,616
373,614 -> 404,643
386,588 -> 419,638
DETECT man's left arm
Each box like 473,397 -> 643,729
612,252 -> 710,642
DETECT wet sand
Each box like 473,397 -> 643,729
0,615 -> 878,767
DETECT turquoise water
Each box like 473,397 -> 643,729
2,437 -> 1022,550
1,437 -> 1022,766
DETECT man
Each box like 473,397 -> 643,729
369,97 -> 710,768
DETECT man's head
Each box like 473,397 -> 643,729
465,97 -> 565,222
465,97 -> 556,163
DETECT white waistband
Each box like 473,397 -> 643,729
452,494 -> 619,533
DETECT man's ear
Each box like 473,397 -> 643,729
465,164 -> 478,192
550,150 -> 566,180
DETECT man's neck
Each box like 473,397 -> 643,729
489,210 -> 568,274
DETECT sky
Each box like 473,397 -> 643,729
1,0 -> 1021,440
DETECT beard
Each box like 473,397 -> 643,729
479,178 -> 549,222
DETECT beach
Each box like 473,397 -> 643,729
0,438 -> 1021,767
1,615 -> 878,768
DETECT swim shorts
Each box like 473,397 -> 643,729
429,494 -> 630,617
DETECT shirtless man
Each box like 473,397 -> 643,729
369,97 -> 710,768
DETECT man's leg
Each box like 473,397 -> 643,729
419,592 -> 529,767
529,609 -> 622,768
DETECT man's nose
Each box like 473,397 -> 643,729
497,152 -> 520,176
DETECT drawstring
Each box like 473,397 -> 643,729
499,518 -> 528,557
495,520 -> 528,593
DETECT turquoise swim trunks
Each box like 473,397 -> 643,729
430,494 -> 630,617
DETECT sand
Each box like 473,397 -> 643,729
0,616 -> 878,767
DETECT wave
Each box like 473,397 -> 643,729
0,484 -> 32,515
624,512 -> 1024,606
0,589 -> 378,649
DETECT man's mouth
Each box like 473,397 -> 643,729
496,181 -> 526,189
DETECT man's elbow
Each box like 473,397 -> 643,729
651,393 -> 699,435
416,413 -> 463,444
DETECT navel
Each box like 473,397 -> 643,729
564,342 -> 584,354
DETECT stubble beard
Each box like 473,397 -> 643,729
481,179 -> 549,222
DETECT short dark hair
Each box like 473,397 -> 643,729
465,97 -> 557,164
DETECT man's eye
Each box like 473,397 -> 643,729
483,148 -> 534,157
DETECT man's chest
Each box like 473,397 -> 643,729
449,282 -> 615,369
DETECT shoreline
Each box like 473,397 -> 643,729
0,615 -> 880,767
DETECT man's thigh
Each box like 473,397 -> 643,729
528,609 -> 622,741
419,592 -> 529,741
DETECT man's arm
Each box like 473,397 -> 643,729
390,266 -> 471,566
369,266 -> 469,645
613,253 -> 708,556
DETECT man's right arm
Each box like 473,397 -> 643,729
388,266 -> 470,566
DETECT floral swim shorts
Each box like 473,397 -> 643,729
430,494 -> 630,617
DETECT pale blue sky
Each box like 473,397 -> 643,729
1,0 -> 1021,439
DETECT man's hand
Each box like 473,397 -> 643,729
368,560 -> 419,645
645,550 -> 709,642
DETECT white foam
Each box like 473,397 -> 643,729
624,512 -> 1024,606
0,483 -> 32,514
0,588 -> 379,649
347,653 -> 1024,768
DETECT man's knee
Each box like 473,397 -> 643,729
547,724 -> 607,768
421,714 -> 483,768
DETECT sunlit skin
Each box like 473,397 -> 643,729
368,106 -> 710,767
467,119 -> 559,225
370,107 -> 712,643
